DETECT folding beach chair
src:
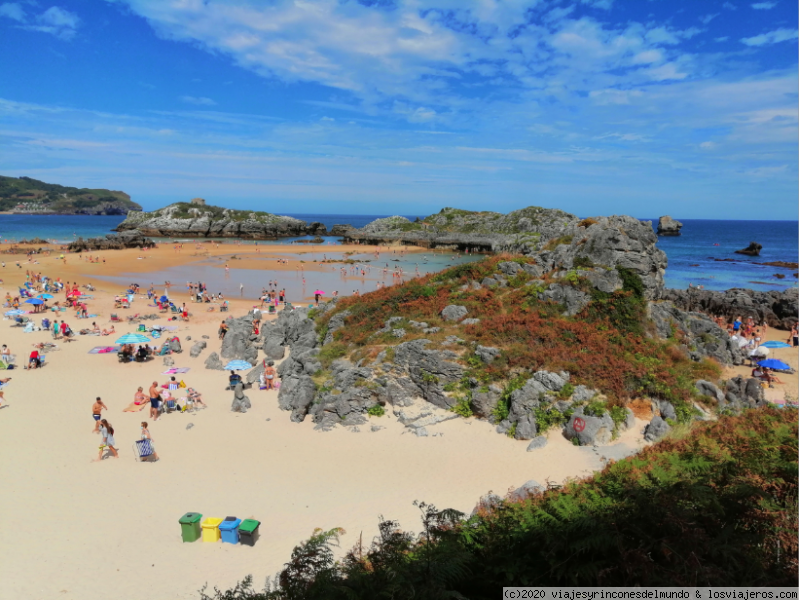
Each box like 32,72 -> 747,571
110,314 -> 121,322
133,439 -> 156,462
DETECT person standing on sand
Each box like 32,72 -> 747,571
240,283 -> 244,297
92,397 -> 108,433
96,419 -> 118,460
149,382 -> 161,421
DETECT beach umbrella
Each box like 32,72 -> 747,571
314,290 -> 325,295
223,360 -> 253,371
760,341 -> 792,349
757,358 -> 791,371
751,346 -> 770,357
115,333 -> 150,344
24,298 -> 44,305
159,295 -> 168,302
38,293 -> 54,299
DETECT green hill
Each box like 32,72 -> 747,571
0,175 -> 142,215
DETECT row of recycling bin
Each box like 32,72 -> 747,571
179,513 -> 260,546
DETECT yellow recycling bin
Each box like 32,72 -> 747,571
201,517 -> 223,542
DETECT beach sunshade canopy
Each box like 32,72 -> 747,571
224,360 -> 253,371
751,347 -> 770,357
24,298 -> 44,305
159,295 -> 168,302
38,293 -> 55,299
115,333 -> 150,344
314,290 -> 325,295
5,309 -> 25,316
760,341 -> 792,349
757,358 -> 791,370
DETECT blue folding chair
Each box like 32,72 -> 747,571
133,439 -> 156,462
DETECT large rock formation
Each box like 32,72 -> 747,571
67,231 -> 155,252
115,201 -> 327,239
657,216 -> 683,236
734,242 -> 762,257
660,287 -> 798,330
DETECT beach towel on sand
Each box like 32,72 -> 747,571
123,399 -> 150,412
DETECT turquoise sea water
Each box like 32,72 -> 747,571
1,214 -> 796,293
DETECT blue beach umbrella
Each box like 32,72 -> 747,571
38,293 -> 54,299
223,360 -> 253,371
757,358 -> 791,371
24,298 -> 44,305
115,333 -> 150,344
760,341 -> 792,349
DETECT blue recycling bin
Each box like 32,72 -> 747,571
218,517 -> 242,544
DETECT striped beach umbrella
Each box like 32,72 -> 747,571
115,333 -> 150,344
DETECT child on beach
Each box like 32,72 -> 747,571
96,419 -> 119,460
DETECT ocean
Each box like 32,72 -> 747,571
1,214 -> 796,292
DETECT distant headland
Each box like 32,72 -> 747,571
0,175 -> 142,215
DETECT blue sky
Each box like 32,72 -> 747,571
0,0 -> 796,218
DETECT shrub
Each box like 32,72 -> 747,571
367,405 -> 385,417
451,395 -> 473,418
584,400 -> 607,417
558,382 -> 575,400
578,218 -> 599,228
317,342 -> 347,368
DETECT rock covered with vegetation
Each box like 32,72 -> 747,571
347,208 -> 668,300
201,408 -> 798,598
0,175 -> 141,215
260,253 -> 759,443
115,201 -> 327,239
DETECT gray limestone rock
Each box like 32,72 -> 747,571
695,380 -> 724,403
230,383 -> 251,413
475,345 -> 501,363
162,356 -> 175,367
538,284 -> 591,316
461,318 -> 480,326
441,305 -> 468,322
564,408 -> 615,446
169,338 -> 182,353
204,352 -> 224,370
657,216 -> 683,236
277,374 -> 317,422
571,385 -> 596,403
189,341 -> 207,358
526,437 -> 548,452
643,415 -> 670,442
586,269 -> 623,294
514,415 -> 537,440
533,370 -> 569,392
471,386 -> 501,419
658,401 -> 677,421
508,479 -> 546,500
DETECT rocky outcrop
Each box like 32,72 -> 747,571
735,242 -> 762,257
659,287 -> 798,330
231,383 -> 251,413
722,376 -> 766,412
650,302 -> 745,365
115,201 -> 327,239
657,216 -> 683,236
330,224 -> 356,236
67,231 -> 155,252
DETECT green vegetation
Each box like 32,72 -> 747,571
450,394 -> 473,418
366,404 -> 385,417
201,409 -> 798,597
0,175 -> 140,213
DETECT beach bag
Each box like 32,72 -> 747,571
179,380 -> 186,388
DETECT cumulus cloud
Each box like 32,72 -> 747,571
741,28 -> 799,46
26,6 -> 80,40
0,2 -> 25,22
751,2 -> 777,9
180,96 -> 217,106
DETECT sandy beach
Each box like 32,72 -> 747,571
0,246 -> 656,600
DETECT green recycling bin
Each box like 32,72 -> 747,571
238,519 -> 261,546
179,512 -> 203,543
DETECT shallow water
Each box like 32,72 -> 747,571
93,249 -> 483,302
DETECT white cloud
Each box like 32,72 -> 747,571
699,141 -> 716,149
180,96 -> 217,106
741,28 -> 799,46
0,2 -> 25,22
699,13 -> 719,24
714,36 -> 729,42
722,2 -> 737,9
25,6 -> 80,40
751,2 -> 777,9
